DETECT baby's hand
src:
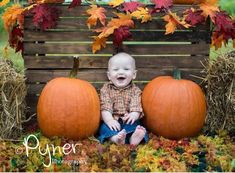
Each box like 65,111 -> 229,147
122,112 -> 140,125
106,119 -> 121,131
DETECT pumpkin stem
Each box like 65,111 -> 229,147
69,56 -> 79,78
173,68 -> 181,80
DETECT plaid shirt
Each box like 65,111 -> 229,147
100,82 -> 143,120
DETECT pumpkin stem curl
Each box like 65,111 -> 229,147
69,56 -> 80,78
173,68 -> 181,80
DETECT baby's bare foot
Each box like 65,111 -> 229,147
130,126 -> 146,146
110,129 -> 127,144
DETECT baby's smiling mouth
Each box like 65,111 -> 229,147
117,76 -> 126,82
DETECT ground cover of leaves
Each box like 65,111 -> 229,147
0,130 -> 234,172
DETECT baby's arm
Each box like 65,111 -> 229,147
100,84 -> 121,131
123,86 -> 143,124
102,110 -> 120,131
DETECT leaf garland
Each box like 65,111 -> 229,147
2,0 -> 235,53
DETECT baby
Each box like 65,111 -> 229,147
98,52 -> 148,145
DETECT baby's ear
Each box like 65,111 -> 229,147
132,70 -> 137,79
107,71 -> 111,80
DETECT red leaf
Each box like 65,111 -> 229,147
151,0 -> 173,9
113,26 -> 132,48
31,4 -> 60,31
68,0 -> 81,9
9,25 -> 23,53
214,11 -> 233,34
185,8 -> 205,26
122,2 -> 143,13
210,11 -> 235,50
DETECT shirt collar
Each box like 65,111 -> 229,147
108,81 -> 134,90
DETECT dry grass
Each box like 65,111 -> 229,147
0,58 -> 27,139
203,51 -> 235,136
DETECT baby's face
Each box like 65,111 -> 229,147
107,55 -> 136,88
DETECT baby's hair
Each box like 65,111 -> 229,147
108,52 -> 136,69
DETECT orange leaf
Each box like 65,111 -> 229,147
131,7 -> 152,23
211,33 -> 225,50
86,5 -> 106,29
2,4 -> 24,32
92,36 -> 107,53
108,12 -> 134,28
163,11 -> 190,34
98,12 -> 134,38
108,0 -> 124,8
199,0 -> 219,22
0,0 -> 10,7
98,26 -> 117,38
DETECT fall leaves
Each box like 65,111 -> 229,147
0,132 -> 234,172
1,0 -> 235,53
86,0 -> 235,53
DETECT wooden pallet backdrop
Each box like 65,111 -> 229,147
23,4 -> 211,115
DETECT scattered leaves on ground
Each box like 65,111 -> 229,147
0,131 -> 234,172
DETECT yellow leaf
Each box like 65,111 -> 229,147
109,0 -> 124,7
163,11 -> 190,35
86,5 -> 106,29
199,0 -> 219,21
2,4 -> 24,32
92,36 -> 107,53
0,0 -> 10,7
131,7 -> 152,23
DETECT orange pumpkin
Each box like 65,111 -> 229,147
37,77 -> 100,140
173,0 -> 204,4
142,70 -> 206,139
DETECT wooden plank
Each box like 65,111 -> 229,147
24,5 -> 193,18
23,30 -> 210,42
27,81 -> 149,95
24,17 -> 209,31
23,42 -> 210,55
25,68 -> 205,83
24,55 -> 207,69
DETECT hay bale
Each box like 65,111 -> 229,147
0,58 -> 27,139
203,51 -> 235,136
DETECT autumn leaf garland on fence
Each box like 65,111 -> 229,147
86,0 -> 235,53
1,0 -> 235,53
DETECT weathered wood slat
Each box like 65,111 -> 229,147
25,68 -> 204,83
23,30 -> 210,42
23,42 -> 210,55
24,5 -> 193,18
24,18 -> 209,31
27,81 -> 149,95
24,55 -> 207,69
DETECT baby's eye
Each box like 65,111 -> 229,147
124,68 -> 129,70
113,69 -> 118,71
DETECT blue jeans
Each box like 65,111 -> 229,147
98,119 -> 149,144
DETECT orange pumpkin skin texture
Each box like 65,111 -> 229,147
173,0 -> 204,4
37,77 -> 100,140
142,76 -> 206,140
